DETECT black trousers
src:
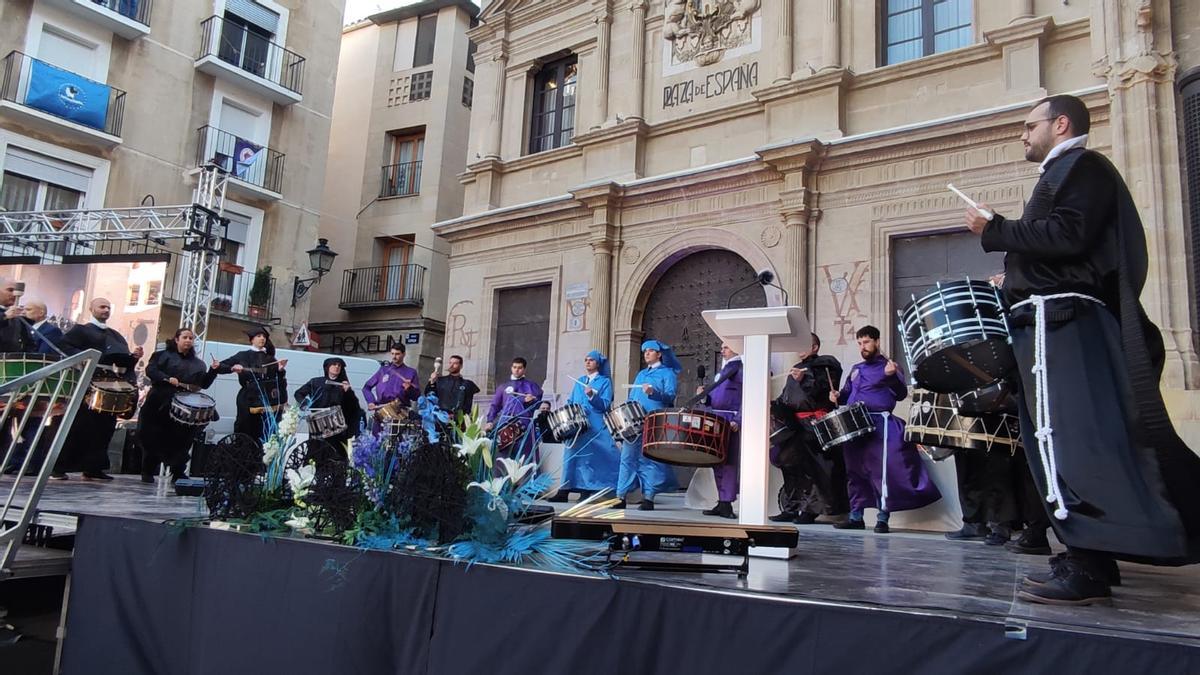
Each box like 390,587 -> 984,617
777,423 -> 849,516
55,408 -> 117,473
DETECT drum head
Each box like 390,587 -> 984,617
912,337 -> 1015,394
176,392 -> 215,407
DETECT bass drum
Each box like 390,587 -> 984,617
641,409 -> 730,467
905,389 -> 1022,454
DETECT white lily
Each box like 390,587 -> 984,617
278,405 -> 301,436
455,435 -> 492,459
468,476 -> 510,496
494,456 -> 536,487
286,464 -> 316,499
285,514 -> 311,531
262,437 -> 283,466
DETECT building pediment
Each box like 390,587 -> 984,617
479,0 -> 581,23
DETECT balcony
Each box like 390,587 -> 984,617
196,125 -> 285,199
195,15 -> 305,106
339,264 -> 425,310
41,0 -> 153,39
165,259 -> 279,322
0,51 -> 125,145
380,161 -> 423,198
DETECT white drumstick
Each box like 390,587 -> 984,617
947,183 -> 993,220
621,384 -> 641,389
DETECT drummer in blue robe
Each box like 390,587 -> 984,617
549,350 -> 619,502
830,325 -> 940,533
616,340 -> 680,511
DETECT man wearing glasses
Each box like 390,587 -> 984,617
963,95 -> 1200,605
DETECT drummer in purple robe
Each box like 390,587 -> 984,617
698,344 -> 742,519
830,325 -> 940,533
484,357 -> 543,461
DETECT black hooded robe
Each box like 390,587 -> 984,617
771,353 -> 848,516
295,357 -> 362,451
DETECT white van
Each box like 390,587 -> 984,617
196,341 -> 383,441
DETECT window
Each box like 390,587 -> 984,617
38,27 -> 97,77
0,147 -> 91,257
146,280 -> 162,305
219,1 -> 280,77
409,71 -> 433,101
881,0 -> 972,66
379,238 -> 417,302
127,284 -> 141,305
382,130 -> 424,197
527,55 -> 577,155
466,39 -> 477,74
413,15 -> 437,68
462,77 -> 473,108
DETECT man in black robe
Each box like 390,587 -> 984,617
424,354 -> 480,419
0,277 -> 34,352
768,333 -> 848,524
54,298 -> 142,480
966,94 -> 1200,605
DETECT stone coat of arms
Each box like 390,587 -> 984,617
663,0 -> 760,67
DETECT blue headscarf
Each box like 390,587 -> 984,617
641,339 -> 682,372
585,350 -> 610,378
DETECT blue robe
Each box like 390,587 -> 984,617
617,364 -> 678,500
560,373 -> 619,491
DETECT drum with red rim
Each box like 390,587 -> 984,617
641,409 -> 730,467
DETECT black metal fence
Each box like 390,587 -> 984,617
0,51 -> 126,136
339,264 -> 425,309
196,125 -> 285,194
380,161 -> 422,198
198,15 -> 305,95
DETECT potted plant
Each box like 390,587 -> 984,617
247,266 -> 272,318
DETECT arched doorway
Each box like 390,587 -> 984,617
640,249 -> 766,398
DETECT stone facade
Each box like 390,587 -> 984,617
309,0 -> 479,373
436,0 -> 1200,446
0,0 -> 345,345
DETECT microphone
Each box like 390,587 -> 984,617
696,364 -> 706,381
756,270 -> 774,285
727,269 -> 789,307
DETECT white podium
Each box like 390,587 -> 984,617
702,306 -> 811,556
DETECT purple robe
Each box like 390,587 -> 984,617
705,358 -> 742,502
487,377 -> 543,460
837,355 -> 940,514
363,363 -> 420,407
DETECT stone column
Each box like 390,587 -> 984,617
590,238 -> 614,353
821,0 -> 841,71
775,0 -> 793,83
485,49 -> 508,159
591,9 -> 612,130
629,0 -> 647,121
1011,0 -> 1034,22
782,210 -> 810,309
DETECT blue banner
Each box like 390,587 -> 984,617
233,137 -> 263,180
25,60 -> 110,131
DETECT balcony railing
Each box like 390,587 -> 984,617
165,259 -> 278,321
339,264 -> 425,309
0,51 -> 125,137
198,15 -> 305,96
380,161 -> 422,198
91,0 -> 153,26
196,125 -> 285,194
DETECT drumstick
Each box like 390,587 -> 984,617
947,183 -> 993,220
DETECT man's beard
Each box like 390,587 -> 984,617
860,349 -> 876,360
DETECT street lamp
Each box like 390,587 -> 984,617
292,238 -> 337,306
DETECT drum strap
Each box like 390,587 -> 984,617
1009,292 -> 1104,521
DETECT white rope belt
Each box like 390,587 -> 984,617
1009,292 -> 1105,520
869,411 -> 891,512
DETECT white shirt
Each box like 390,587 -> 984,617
648,362 -> 662,369
32,320 -> 46,330
89,318 -> 107,329
1039,134 -> 1089,174
715,355 -> 741,381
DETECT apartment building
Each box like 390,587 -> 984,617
0,0 -> 346,345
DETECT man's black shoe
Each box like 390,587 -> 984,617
1018,559 -> 1113,606
1005,530 -> 1053,556
545,491 -> 569,503
638,499 -> 655,511
945,523 -> 987,541
984,530 -> 1010,546
703,501 -> 736,519
873,521 -> 890,534
140,474 -> 155,484
794,511 -> 819,525
1024,553 -> 1121,588
612,499 -> 627,510
769,511 -> 798,522
49,472 -> 68,480
82,471 -> 114,481
833,519 -> 865,530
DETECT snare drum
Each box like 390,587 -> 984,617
603,401 -> 646,442
169,391 -> 217,426
308,406 -> 348,439
905,389 -> 1022,454
548,403 -> 589,442
0,352 -> 80,416
641,409 -> 730,467
85,379 -> 137,414
376,400 -> 409,422
897,279 -> 1015,393
811,402 -> 876,451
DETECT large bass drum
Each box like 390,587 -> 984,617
905,389 -> 1022,454
897,279 -> 1014,394
641,409 -> 730,467
811,402 -> 875,452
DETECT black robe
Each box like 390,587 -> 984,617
295,375 -> 362,449
982,146 -> 1200,563
771,354 -> 848,516
217,349 -> 287,443
424,374 -> 480,419
139,349 -> 218,471
55,322 -> 137,474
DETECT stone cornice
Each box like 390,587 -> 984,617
983,15 -> 1055,46
646,99 -> 762,139
752,68 -> 851,105
572,118 -> 649,147
853,41 -> 997,89
1048,16 -> 1090,44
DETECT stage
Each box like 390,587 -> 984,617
4,476 -> 1199,673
